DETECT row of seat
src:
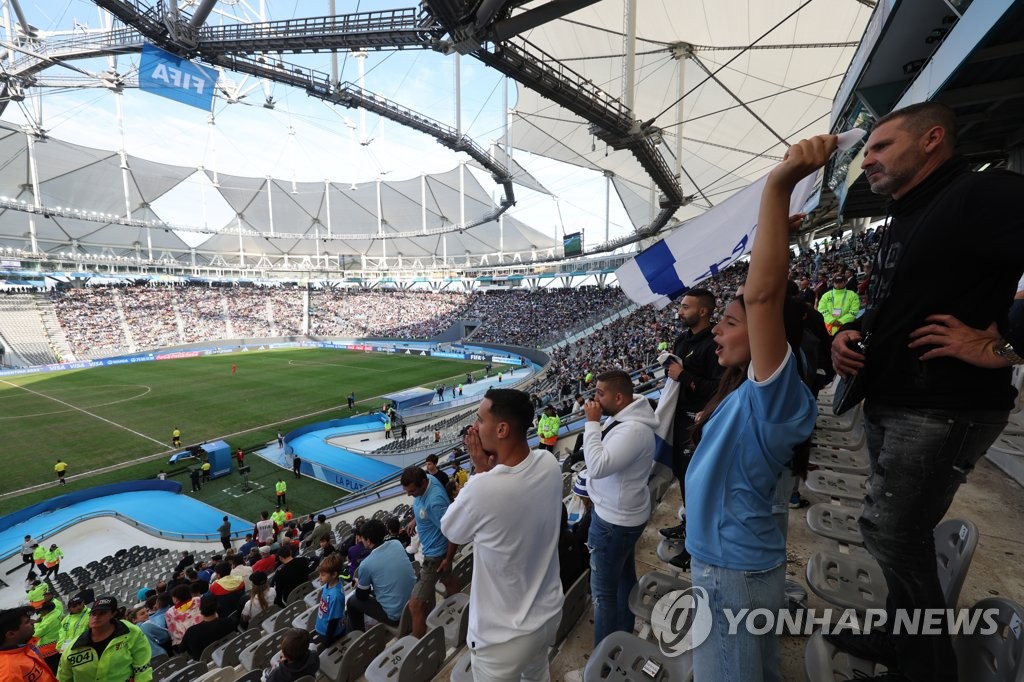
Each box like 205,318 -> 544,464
801,388 -> 1024,681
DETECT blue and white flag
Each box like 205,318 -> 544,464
617,129 -> 865,308
139,43 -> 217,111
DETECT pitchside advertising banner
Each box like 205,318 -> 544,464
139,43 -> 216,111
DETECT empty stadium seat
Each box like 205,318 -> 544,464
806,518 -> 979,612
627,571 -> 691,626
316,625 -> 391,682
804,469 -> 868,503
363,625 -> 446,682
425,592 -> 469,649
954,597 -> 1024,681
583,630 -> 694,681
805,502 -> 864,546
212,627 -> 265,668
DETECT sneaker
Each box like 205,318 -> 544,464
659,523 -> 686,540
824,629 -> 899,667
789,493 -> 810,509
668,549 -> 691,571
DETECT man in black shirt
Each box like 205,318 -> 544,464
659,287 -> 723,545
424,454 -> 450,491
180,595 -> 236,660
271,545 -> 310,607
830,102 -> 1024,682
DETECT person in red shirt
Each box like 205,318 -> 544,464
251,546 -> 278,574
235,448 -> 245,468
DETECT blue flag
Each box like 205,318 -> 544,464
139,43 -> 216,111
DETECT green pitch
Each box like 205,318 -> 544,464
0,349 -> 486,519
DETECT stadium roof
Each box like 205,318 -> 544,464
0,0 -> 873,269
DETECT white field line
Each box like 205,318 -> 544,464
0,365 -> 488,501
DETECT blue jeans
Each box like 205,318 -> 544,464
861,403 -> 1008,682
588,511 -> 646,645
691,557 -> 785,682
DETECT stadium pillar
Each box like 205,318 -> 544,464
25,129 -> 42,254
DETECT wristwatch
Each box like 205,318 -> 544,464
994,340 -> 1024,365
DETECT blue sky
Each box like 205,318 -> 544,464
4,0 -> 636,245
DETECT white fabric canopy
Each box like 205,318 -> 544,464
508,0 -> 871,228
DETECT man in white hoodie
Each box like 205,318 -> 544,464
583,369 -> 657,646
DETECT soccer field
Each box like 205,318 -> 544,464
0,348 -> 486,509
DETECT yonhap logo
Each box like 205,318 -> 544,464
650,586 -> 713,657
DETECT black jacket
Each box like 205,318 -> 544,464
670,326 -> 724,449
853,158 -> 1024,410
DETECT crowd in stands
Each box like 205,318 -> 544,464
307,290 -> 472,339
465,287 -> 629,347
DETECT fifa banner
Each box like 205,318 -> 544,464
617,130 -> 864,309
139,43 -> 216,111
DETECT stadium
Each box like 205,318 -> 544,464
1,1 -> 1023,681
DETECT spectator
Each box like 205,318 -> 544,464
301,514 -> 332,551
252,546 -> 278,575
229,554 -> 253,590
583,369 -> 658,645
241,572 -> 276,628
440,388 -> 563,679
128,606 -> 169,659
57,596 -> 152,681
265,628 -> 320,682
164,584 -> 202,648
344,519 -> 416,633
209,570 -> 245,619
314,555 -> 346,648
423,454 -> 449,491
400,467 -> 458,637
180,595 -> 235,661
659,286 -> 723,553
147,593 -> 171,631
684,137 -> 827,681
271,545 -> 310,608
829,102 -> 1024,680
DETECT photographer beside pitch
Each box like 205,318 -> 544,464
830,102 -> 1024,682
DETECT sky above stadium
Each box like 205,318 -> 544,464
3,0 -> 636,246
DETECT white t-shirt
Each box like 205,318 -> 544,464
440,449 -> 564,648
231,565 -> 253,591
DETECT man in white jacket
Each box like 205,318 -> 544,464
583,369 -> 657,646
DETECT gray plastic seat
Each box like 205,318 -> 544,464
804,630 -> 888,682
162,660 -> 210,682
656,538 -> 687,567
815,405 -> 863,432
212,626 -> 265,668
806,502 -> 864,546
239,630 -> 281,672
805,548 -> 887,611
263,599 -> 310,635
425,592 -> 469,649
152,654 -> 192,682
449,649 -> 473,682
286,580 -> 315,604
954,597 -> 1024,681
811,427 -> 866,449
808,445 -> 870,474
804,469 -> 868,503
316,625 -> 391,682
292,603 -> 319,630
807,518 -> 979,612
583,631 -> 694,681
628,571 -> 692,625
363,625 -> 446,682
437,553 -> 473,599
556,569 -> 590,646
380,602 -> 413,639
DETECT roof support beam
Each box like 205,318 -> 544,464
188,0 -> 221,28
488,0 -> 602,44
